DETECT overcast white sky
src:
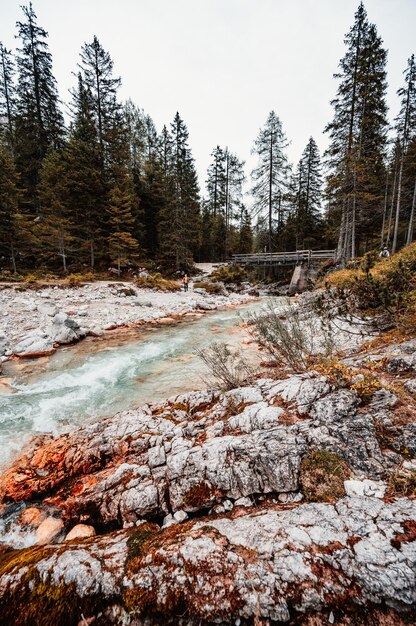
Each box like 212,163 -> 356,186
1,0 -> 415,192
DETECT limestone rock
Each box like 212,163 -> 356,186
344,478 -> 387,498
35,516 -> 64,544
13,331 -> 55,357
0,498 -> 415,624
65,524 -> 96,541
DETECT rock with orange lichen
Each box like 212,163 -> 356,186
0,373 -> 409,531
0,499 -> 415,625
1,339 -> 416,624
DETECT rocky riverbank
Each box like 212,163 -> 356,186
0,326 -> 416,624
0,281 -> 253,363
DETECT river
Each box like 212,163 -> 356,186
0,298 -> 273,466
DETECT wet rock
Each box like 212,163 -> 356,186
35,516 -> 64,544
65,524 -> 96,541
18,507 -> 46,528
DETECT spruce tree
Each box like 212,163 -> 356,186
0,144 -> 20,272
224,150 -> 245,257
78,35 -> 121,150
206,146 -> 227,217
14,2 -> 64,212
325,2 -> 388,260
205,146 -> 227,259
238,208 -> 253,254
108,174 -> 139,274
158,112 -> 200,269
106,103 -> 141,271
287,137 -> 322,249
37,150 -> 73,272
251,111 -> 289,252
65,74 -> 106,268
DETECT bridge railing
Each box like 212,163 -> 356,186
232,249 -> 336,265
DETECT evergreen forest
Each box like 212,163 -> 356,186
0,2 -> 415,275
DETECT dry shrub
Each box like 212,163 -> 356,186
135,273 -> 180,292
250,302 -> 334,373
65,274 -> 82,287
321,243 -> 416,330
300,450 -> 350,502
386,468 -> 416,497
210,264 -> 248,285
193,280 -> 223,294
197,341 -> 257,390
314,358 -> 381,402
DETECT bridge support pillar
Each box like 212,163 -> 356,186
288,264 -> 309,295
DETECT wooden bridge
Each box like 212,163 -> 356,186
232,249 -> 336,267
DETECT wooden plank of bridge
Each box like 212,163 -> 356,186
232,249 -> 336,266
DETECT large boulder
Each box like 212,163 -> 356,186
0,498 -> 415,624
13,331 -> 55,357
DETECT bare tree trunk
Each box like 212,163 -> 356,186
393,70 -> 412,253
60,239 -> 67,273
90,240 -> 95,269
386,161 -> 398,247
380,173 -> 389,245
10,243 -> 17,274
268,134 -> 273,252
351,165 -> 357,259
224,150 -> 229,258
406,179 -> 416,246
392,154 -> 404,254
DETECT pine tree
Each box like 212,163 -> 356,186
251,111 -> 290,252
0,43 -> 16,152
14,2 -> 64,211
325,3 -> 388,260
392,55 -> 416,252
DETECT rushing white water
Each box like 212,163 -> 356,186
0,299 -> 271,466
